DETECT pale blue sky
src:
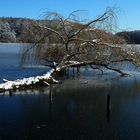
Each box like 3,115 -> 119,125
0,0 -> 139,31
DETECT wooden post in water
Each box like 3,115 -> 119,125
107,94 -> 111,109
106,94 -> 111,122
73,67 -> 75,76
49,88 -> 53,113
9,91 -> 12,96
77,66 -> 80,76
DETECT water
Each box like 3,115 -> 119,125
0,43 -> 48,83
1,43 -> 140,139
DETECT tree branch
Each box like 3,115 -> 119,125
69,12 -> 111,39
89,64 -> 103,74
103,64 -> 128,76
38,25 -> 66,43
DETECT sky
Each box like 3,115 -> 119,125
0,0 -> 140,31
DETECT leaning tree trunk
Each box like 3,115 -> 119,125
0,69 -> 59,93
0,60 -> 130,94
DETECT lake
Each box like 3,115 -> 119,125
1,43 -> 140,139
0,43 -> 48,83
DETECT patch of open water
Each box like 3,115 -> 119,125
1,43 -> 140,139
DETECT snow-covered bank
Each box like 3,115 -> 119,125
0,69 -> 59,93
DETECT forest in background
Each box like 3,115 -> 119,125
0,17 -> 140,44
116,31 -> 140,44
0,17 -> 127,43
0,17 -> 33,42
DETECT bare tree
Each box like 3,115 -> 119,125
21,7 -> 137,76
1,7 -> 140,92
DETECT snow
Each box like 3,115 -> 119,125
80,42 -> 87,46
0,68 -> 58,92
69,61 -> 80,64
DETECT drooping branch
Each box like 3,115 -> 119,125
38,25 -> 66,43
89,64 -> 103,74
60,60 -> 129,76
103,65 -> 128,76
69,10 -> 113,39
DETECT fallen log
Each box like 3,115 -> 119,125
0,60 -> 129,93
0,69 -> 59,93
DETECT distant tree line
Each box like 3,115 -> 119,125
1,17 -> 140,44
0,17 -> 140,44
0,17 -> 34,42
116,30 -> 140,44
0,17 -> 124,43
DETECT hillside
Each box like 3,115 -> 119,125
0,17 -> 122,43
0,17 -> 34,42
116,30 -> 140,44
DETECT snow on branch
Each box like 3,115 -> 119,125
0,69 -> 59,93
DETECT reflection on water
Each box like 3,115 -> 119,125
1,43 -> 140,139
106,94 -> 111,123
1,76 -> 140,139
